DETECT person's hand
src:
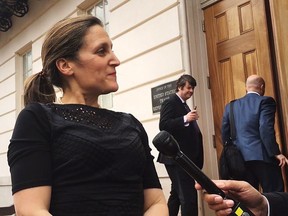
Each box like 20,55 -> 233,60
275,154 -> 288,168
186,109 -> 199,122
195,180 -> 268,216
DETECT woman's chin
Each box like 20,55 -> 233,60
103,85 -> 119,94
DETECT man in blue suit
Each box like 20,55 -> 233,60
222,74 -> 288,192
157,74 -> 203,216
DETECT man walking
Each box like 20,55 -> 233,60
222,74 -> 288,192
157,74 -> 203,216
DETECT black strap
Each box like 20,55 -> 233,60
229,100 -> 236,141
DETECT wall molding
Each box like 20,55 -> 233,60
200,0 -> 220,9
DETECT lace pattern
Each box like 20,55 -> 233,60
48,104 -> 115,131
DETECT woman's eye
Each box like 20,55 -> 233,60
96,48 -> 106,55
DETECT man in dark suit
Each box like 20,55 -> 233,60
222,75 -> 288,192
195,180 -> 288,216
157,74 -> 203,216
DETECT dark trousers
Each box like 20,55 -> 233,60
244,160 -> 284,192
165,164 -> 198,216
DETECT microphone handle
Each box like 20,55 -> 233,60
175,152 -> 225,196
227,199 -> 255,216
174,152 -> 255,216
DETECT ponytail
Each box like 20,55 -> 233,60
24,70 -> 56,106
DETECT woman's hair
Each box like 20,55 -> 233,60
24,15 -> 103,106
175,74 -> 197,92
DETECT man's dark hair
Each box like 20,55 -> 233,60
176,74 -> 197,92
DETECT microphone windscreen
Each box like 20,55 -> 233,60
152,131 -> 179,157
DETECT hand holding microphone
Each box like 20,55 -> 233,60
152,130 -> 255,216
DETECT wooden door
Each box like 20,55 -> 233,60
203,0 -> 282,162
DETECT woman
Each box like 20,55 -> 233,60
8,15 -> 168,216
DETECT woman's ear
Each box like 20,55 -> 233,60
56,58 -> 74,76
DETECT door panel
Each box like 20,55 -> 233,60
204,0 -> 281,163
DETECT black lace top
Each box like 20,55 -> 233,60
8,103 -> 161,216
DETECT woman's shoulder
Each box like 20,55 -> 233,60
107,109 -> 145,131
24,102 -> 57,116
24,102 -> 45,110
108,109 -> 140,126
13,103 -> 51,133
18,103 -> 48,118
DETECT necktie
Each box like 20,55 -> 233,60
183,102 -> 191,112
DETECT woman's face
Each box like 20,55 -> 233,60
69,25 -> 120,96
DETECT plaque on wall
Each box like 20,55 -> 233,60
151,80 -> 176,114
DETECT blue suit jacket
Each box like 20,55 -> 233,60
157,94 -> 203,168
221,93 -> 280,163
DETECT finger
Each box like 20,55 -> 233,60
203,194 -> 224,205
279,159 -> 285,167
215,208 -> 233,216
195,183 -> 203,190
280,159 -> 287,167
206,199 -> 234,212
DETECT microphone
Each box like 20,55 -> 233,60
152,130 -> 255,216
